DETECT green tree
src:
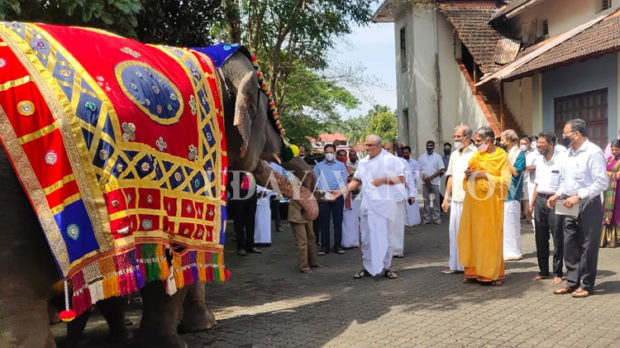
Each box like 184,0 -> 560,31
0,0 -> 222,46
0,0 -> 142,38
135,0 -> 223,46
214,0 -> 374,140
366,105 -> 397,143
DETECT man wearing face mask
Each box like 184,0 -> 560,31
547,119 -> 607,298
418,140 -> 445,224
442,143 -> 452,168
441,125 -> 476,274
521,136 -> 540,227
402,146 -> 421,226
314,144 -> 348,255
458,126 -> 511,285
528,132 -> 565,284
501,129 -> 526,261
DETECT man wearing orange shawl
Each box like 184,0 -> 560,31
458,126 -> 511,285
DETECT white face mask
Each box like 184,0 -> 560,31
519,145 -> 528,152
325,153 -> 335,162
477,142 -> 489,153
453,141 -> 463,150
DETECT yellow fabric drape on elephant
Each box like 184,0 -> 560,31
457,147 -> 510,282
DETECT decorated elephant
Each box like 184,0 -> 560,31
0,22 -> 317,348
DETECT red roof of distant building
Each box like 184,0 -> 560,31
307,133 -> 348,143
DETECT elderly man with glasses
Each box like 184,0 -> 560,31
332,134 -> 406,279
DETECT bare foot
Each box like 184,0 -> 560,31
552,276 -> 563,284
532,275 -> 549,281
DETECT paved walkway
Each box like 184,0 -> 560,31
54,217 -> 620,347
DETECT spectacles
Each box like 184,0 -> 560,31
562,130 -> 575,135
364,143 -> 378,147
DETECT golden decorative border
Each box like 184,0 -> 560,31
0,104 -> 71,273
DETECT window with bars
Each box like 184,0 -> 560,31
602,0 -> 611,11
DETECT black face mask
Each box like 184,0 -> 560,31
426,148 -> 434,155
444,149 -> 451,156
561,136 -> 572,147
540,148 -> 550,156
499,143 -> 507,150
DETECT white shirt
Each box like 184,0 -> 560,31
445,143 -> 476,202
534,149 -> 563,194
525,150 -> 540,184
354,151 -> 406,219
556,140 -> 608,201
405,157 -> 419,197
417,152 -> 445,185
399,156 -> 416,199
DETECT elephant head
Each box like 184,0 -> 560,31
217,48 -> 318,220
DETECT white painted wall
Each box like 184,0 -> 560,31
436,13 -> 489,141
504,78 -> 534,136
508,0 -> 614,40
393,2 -> 493,156
395,2 -> 440,156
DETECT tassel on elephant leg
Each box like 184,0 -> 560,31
253,160 -> 318,221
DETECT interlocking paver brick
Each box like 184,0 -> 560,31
52,218 -> 620,347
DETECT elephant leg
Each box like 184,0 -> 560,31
98,296 -> 133,342
65,309 -> 91,347
139,281 -> 189,348
0,147 -> 59,346
0,297 -> 55,348
178,283 -> 216,333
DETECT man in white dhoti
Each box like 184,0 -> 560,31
521,136 -> 540,229
338,150 -> 360,248
501,129 -> 526,261
441,125 -> 476,274
383,142 -> 414,258
254,185 -> 273,246
332,134 -> 406,279
402,146 -> 421,226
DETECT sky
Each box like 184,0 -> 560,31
327,19 -> 397,119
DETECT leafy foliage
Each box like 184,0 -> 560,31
343,105 -> 397,147
0,0 -> 142,38
367,105 -> 398,143
0,0 -> 222,46
135,0 -> 223,46
213,0 -> 374,145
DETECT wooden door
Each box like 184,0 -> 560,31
554,88 -> 608,148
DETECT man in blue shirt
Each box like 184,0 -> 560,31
314,144 -> 348,255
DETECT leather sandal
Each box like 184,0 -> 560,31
572,288 -> 590,298
553,285 -> 577,295
384,270 -> 398,279
353,269 -> 370,279
532,275 -> 549,281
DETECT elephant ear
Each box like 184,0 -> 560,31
233,71 -> 257,158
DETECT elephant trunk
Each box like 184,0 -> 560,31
252,160 -> 318,221
281,157 -> 317,192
